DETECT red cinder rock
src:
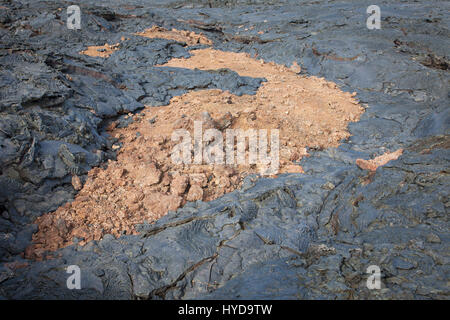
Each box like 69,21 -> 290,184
186,184 -> 204,202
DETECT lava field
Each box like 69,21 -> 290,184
0,0 -> 448,300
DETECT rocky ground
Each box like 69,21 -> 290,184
0,0 -> 449,299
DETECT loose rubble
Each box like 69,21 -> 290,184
28,46 -> 362,258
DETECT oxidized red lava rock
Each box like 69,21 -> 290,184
356,149 -> 403,172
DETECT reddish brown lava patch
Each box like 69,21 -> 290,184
26,33 -> 364,260
356,149 -> 404,172
79,43 -> 121,58
135,26 -> 213,46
